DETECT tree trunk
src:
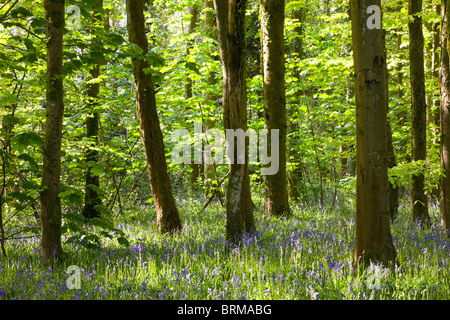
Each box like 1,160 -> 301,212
203,0 -> 218,191
440,0 -> 450,233
351,0 -> 397,267
40,0 -> 65,262
408,0 -> 430,226
288,8 -> 304,202
429,1 -> 441,199
83,70 -> 102,220
396,24 -> 404,100
214,0 -> 255,244
260,0 -> 290,218
387,121 -> 399,220
433,2 -> 441,132
185,5 -> 201,190
126,0 -> 182,234
83,0 -> 105,221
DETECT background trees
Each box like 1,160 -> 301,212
0,0 -> 447,268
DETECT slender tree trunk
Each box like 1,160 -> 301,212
84,68 -> 102,220
431,0 -> 441,132
387,121 -> 399,220
0,102 -> 17,257
288,8 -> 304,201
83,0 -> 105,221
40,0 -> 65,262
433,2 -> 442,132
126,0 -> 182,234
440,0 -> 450,233
430,1 -> 441,199
0,149 -> 7,257
185,5 -> 201,189
387,5 -> 401,221
408,0 -> 430,226
214,0 -> 255,244
396,24 -> 404,101
260,0 -> 290,218
203,0 -> 217,190
351,0 -> 397,267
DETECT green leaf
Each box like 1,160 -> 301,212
117,236 -> 130,247
67,222 -> 83,233
89,217 -> 115,230
1,115 -> 21,126
12,132 -> 43,152
10,7 -> 33,18
8,190 -> 32,203
0,94 -> 19,107
185,61 -> 201,75
146,52 -> 165,68
58,189 -> 76,198
90,165 -> 105,176
122,43 -> 144,58
112,227 -> 125,236
99,230 -> 113,239
105,33 -> 125,46
64,212 -> 85,223
17,153 -> 38,170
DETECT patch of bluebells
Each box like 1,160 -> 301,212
0,199 -> 450,299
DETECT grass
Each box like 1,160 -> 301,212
0,195 -> 450,300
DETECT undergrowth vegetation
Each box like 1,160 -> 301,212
1,194 -> 449,300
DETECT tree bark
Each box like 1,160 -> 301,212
40,0 -> 65,262
126,0 -> 182,234
288,9 -> 304,201
185,4 -> 201,189
440,0 -> 450,233
214,0 -> 255,244
387,121 -> 399,220
351,0 -> 397,267
433,2 -> 441,131
396,5 -> 404,101
408,0 -> 430,226
260,0 -> 290,218
83,0 -> 105,221
203,0 -> 218,190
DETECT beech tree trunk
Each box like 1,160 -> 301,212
185,5 -> 201,189
83,0 -> 105,221
40,0 -> 65,262
203,0 -> 217,190
396,22 -> 404,101
260,0 -> 290,218
214,0 -> 255,244
288,8 -> 304,201
386,124 -> 399,222
126,0 -> 182,234
433,2 -> 441,131
409,0 -> 430,226
350,0 -> 397,267
440,0 -> 450,233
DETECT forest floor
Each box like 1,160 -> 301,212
0,194 -> 449,300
